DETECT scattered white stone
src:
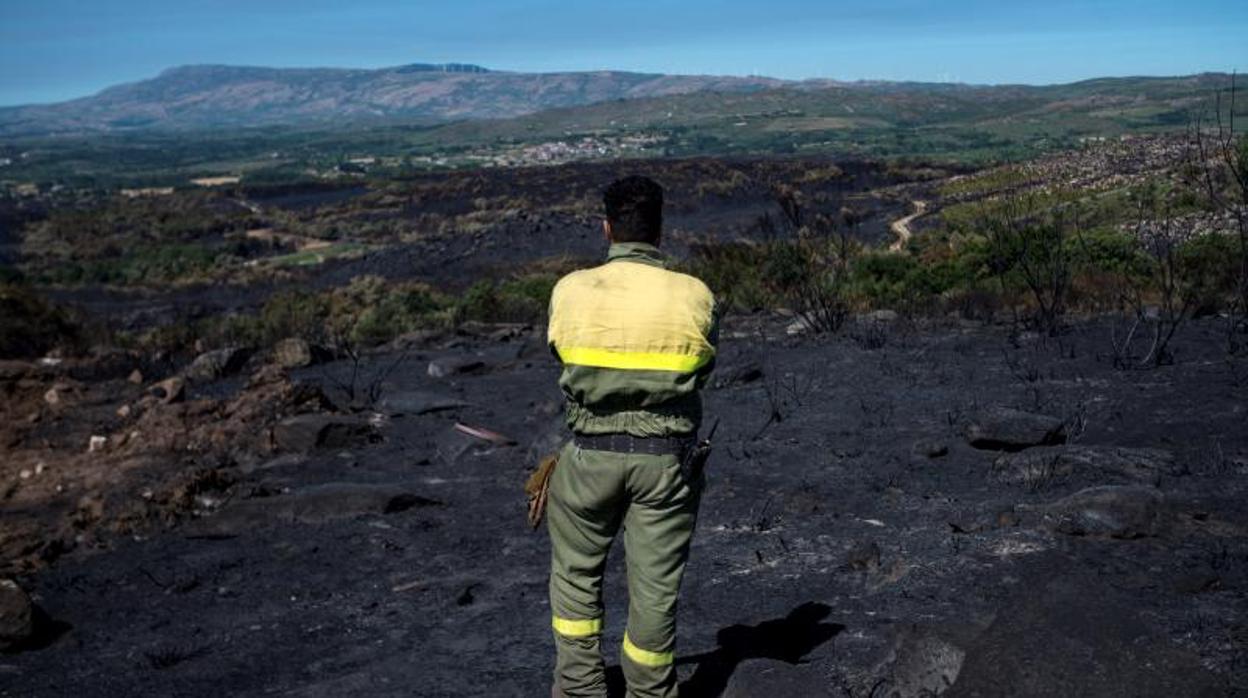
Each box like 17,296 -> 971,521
18,470 -> 31,480
88,435 -> 107,453
993,539 -> 1047,556
33,463 -> 45,476
860,518 -> 886,527
785,317 -> 813,336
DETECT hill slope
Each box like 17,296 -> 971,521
0,63 -> 795,136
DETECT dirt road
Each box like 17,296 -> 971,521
889,199 -> 927,251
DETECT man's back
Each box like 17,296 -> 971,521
548,241 -> 717,438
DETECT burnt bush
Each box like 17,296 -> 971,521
0,283 -> 80,359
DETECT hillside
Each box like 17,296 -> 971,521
424,73 -> 1231,160
1,71 -> 1238,189
0,63 -> 794,136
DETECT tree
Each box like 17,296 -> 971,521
978,193 -> 1076,336
1191,73 -> 1248,349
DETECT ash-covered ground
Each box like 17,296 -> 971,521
3,312 -> 1246,697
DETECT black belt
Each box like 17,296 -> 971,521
574,433 -> 694,456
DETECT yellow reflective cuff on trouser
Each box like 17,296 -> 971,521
558,346 -> 711,372
552,615 -> 602,637
622,632 -> 674,667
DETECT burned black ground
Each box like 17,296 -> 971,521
4,314 -> 1246,697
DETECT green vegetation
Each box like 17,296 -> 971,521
4,74 -> 1245,189
686,219 -> 1242,332
123,268 -> 565,356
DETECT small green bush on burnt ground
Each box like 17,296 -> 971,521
0,283 -> 80,359
36,242 -> 256,286
21,191 -> 260,280
124,268 -> 567,357
686,187 -> 859,332
685,217 -> 1243,334
456,274 -> 559,325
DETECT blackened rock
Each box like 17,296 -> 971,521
457,321 -> 529,342
201,483 -> 441,532
950,564 -> 1220,696
377,390 -> 468,416
1048,485 -> 1164,539
721,658 -> 828,696
0,579 -> 34,652
993,445 -> 1172,490
846,541 -> 882,572
184,347 -> 251,383
912,440 -> 949,458
272,414 -> 379,452
427,355 -> 486,378
874,626 -> 967,697
715,360 -> 764,388
963,407 -> 1065,451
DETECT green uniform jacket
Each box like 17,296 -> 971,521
548,242 -> 719,438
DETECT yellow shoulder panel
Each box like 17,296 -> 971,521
548,263 -> 714,372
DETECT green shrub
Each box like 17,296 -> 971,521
681,242 -> 776,312
350,283 -> 445,345
456,273 -> 557,324
259,290 -> 332,345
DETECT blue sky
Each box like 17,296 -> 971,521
1,0 -> 1246,106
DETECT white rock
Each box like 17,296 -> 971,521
88,435 -> 107,453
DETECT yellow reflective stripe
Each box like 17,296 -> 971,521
552,616 -> 602,637
622,633 -> 674,667
558,346 -> 711,372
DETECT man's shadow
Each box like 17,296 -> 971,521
606,601 -> 844,697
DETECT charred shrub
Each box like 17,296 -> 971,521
0,282 -> 80,359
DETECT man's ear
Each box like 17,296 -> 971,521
602,219 -> 613,243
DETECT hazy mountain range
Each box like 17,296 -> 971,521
0,62 -> 1235,162
0,63 -> 830,136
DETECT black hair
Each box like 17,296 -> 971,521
603,175 -> 663,243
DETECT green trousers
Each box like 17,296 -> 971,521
548,440 -> 702,698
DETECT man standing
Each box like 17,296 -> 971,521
546,175 -> 718,697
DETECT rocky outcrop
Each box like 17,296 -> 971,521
873,626 -> 967,697
271,414 -> 380,453
184,347 -> 251,383
1047,485 -> 1165,539
963,407 -> 1066,451
714,359 -> 764,388
427,355 -> 486,378
200,483 -> 441,533
0,579 -> 34,651
993,445 -> 1172,490
376,391 -> 468,416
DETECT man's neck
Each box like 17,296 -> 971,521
606,241 -> 665,268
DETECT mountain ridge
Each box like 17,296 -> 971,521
0,62 -> 1235,140
0,63 -> 795,136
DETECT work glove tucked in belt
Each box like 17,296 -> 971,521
525,453 -> 558,530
